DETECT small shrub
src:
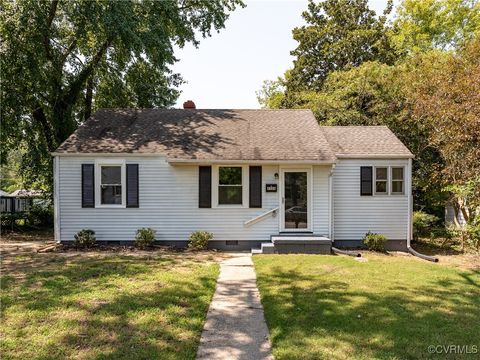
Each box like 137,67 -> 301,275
27,204 -> 54,227
188,231 -> 213,250
135,227 -> 156,249
413,211 -> 439,240
362,231 -> 387,252
74,229 -> 96,248
466,218 -> 480,251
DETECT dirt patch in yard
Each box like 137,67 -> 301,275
1,229 -> 54,243
1,231 -> 233,276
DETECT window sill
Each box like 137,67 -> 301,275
213,204 -> 248,209
95,204 -> 126,209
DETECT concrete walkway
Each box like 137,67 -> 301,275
196,253 -> 273,360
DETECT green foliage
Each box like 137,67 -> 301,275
74,229 -> 96,248
392,0 -> 480,53
287,0 -> 396,92
0,150 -> 24,192
0,212 -> 23,229
257,1 -> 480,219
466,218 -> 480,251
1,0 -> 244,191
27,204 -> 54,227
413,211 -> 440,240
256,78 -> 287,109
188,231 -> 213,250
134,227 -> 157,249
362,231 -> 387,252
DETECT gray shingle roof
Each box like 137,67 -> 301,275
321,126 -> 413,158
55,110 -> 413,161
55,109 -> 336,162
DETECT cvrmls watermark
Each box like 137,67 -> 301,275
428,345 -> 478,354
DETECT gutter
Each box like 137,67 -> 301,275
167,158 -> 336,165
336,154 -> 415,159
406,158 -> 438,262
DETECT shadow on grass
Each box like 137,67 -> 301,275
0,253 -> 218,360
255,259 -> 480,359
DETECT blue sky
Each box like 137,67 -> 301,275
172,0 -> 393,109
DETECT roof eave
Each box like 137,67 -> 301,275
167,158 -> 336,165
51,152 -> 162,157
336,153 -> 415,159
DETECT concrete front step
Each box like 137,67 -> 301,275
271,235 -> 331,244
260,243 -> 275,254
251,235 -> 332,254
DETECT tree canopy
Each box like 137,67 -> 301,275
286,0 -> 395,92
1,0 -> 243,190
391,0 -> 480,53
258,0 -> 480,219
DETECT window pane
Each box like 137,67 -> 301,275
219,167 -> 242,185
376,167 -> 387,180
101,166 -> 121,184
218,186 -> 242,204
392,167 -> 404,180
101,185 -> 122,204
376,181 -> 387,193
392,180 -> 404,193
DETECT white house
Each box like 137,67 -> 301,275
52,102 -> 414,253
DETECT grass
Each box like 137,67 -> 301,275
0,251 -> 220,360
253,253 -> 480,360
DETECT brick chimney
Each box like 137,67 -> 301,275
183,100 -> 196,109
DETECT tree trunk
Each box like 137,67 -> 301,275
84,77 -> 93,121
32,105 -> 55,152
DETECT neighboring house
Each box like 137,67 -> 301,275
0,189 -> 44,213
52,102 -> 414,252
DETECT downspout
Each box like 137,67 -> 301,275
406,158 -> 438,262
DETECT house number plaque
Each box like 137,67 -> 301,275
266,184 -> 277,192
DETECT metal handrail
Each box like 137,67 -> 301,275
244,207 -> 279,227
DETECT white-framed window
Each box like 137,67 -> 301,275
95,160 -> 126,207
212,165 -> 249,207
391,167 -> 405,194
374,167 -> 388,195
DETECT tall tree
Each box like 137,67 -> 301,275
392,0 -> 480,53
0,0 -> 243,190
286,0 -> 396,93
408,38 -> 480,222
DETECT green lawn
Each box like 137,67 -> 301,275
253,254 -> 480,360
0,252 -> 219,360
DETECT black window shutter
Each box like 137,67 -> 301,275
199,166 -> 212,208
81,164 -> 95,207
360,166 -> 373,196
249,166 -> 262,208
126,164 -> 139,208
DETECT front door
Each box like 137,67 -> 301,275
281,169 -> 311,232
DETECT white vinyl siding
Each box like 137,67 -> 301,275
57,157 -> 332,242
313,165 -> 330,236
333,159 -> 409,240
